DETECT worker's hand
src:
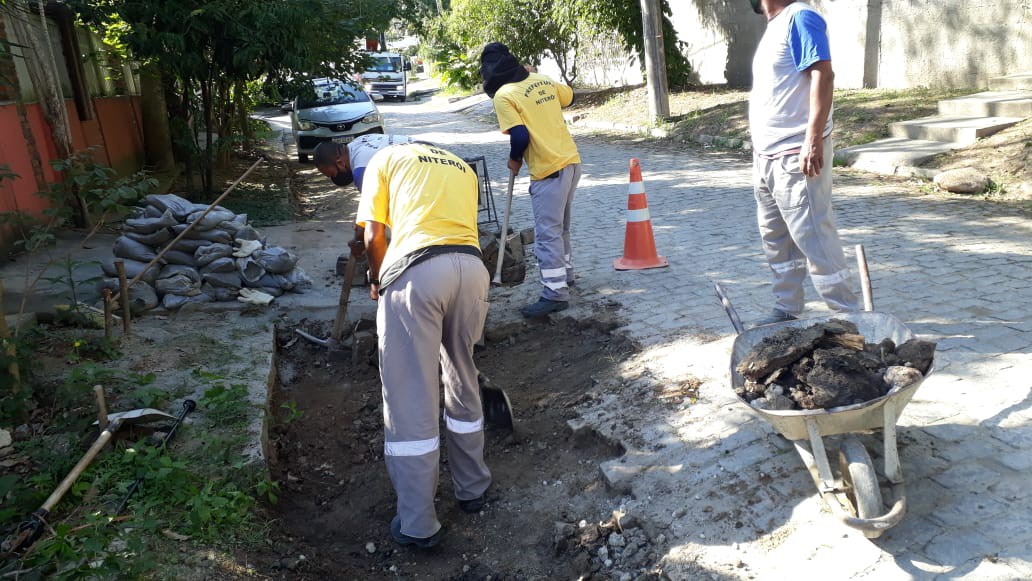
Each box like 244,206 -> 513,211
800,135 -> 824,178
507,158 -> 522,175
348,237 -> 366,258
369,283 -> 379,301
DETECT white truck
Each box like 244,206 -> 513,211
361,52 -> 411,102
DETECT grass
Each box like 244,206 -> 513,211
567,85 -> 969,149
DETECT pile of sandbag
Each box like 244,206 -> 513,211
99,193 -> 311,311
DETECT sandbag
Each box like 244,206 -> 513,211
200,257 -> 236,275
142,205 -> 164,218
234,225 -> 262,242
256,286 -> 285,297
170,238 -> 213,254
217,214 -> 248,234
162,250 -> 198,267
187,208 -> 237,231
195,243 -> 233,267
145,194 -> 196,219
172,223 -> 234,244
255,247 -> 298,275
203,271 -> 243,289
284,267 -> 312,292
163,292 -> 213,310
237,257 -> 266,285
126,228 -> 172,246
100,257 -> 159,285
255,272 -> 293,291
201,283 -> 239,302
188,203 -> 231,215
155,273 -> 201,297
96,279 -> 159,314
123,209 -> 177,234
158,264 -> 201,283
114,236 -> 160,263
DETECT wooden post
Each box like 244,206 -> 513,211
855,244 -> 874,312
639,0 -> 670,123
0,279 -> 22,395
102,288 -> 113,339
115,261 -> 131,336
93,385 -> 109,431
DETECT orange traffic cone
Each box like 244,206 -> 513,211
614,158 -> 668,270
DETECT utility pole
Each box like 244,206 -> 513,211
639,0 -> 670,122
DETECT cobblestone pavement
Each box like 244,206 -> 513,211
382,97 -> 1032,580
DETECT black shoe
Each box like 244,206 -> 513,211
390,516 -> 444,548
457,494 -> 486,513
750,309 -> 798,328
521,298 -> 569,318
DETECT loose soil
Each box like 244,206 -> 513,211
256,315 -> 669,579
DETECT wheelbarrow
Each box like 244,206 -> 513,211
713,264 -> 933,538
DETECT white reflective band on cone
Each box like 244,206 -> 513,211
627,181 -> 646,195
384,437 -> 439,456
626,208 -> 651,223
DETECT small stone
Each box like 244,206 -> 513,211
0,429 -> 11,449
604,559 -> 613,568
656,534 -> 667,544
608,533 -> 626,548
597,546 -> 609,560
883,366 -> 923,391
365,542 -> 376,554
933,167 -> 989,194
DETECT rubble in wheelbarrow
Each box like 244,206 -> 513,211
99,193 -> 311,311
735,319 -> 936,411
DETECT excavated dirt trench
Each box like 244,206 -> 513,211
252,313 -> 667,580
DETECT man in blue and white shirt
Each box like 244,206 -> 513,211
747,0 -> 859,326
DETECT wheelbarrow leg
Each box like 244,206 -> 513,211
882,401 -> 903,484
801,417 -> 837,493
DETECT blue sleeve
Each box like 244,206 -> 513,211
508,125 -> 530,162
789,10 -> 831,72
352,167 -> 366,191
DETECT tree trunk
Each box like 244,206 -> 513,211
139,64 -> 175,172
237,80 -> 252,151
12,91 -> 48,194
199,76 -> 214,194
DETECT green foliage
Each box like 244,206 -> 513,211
196,371 -> 253,428
279,400 -> 304,425
49,150 -> 159,223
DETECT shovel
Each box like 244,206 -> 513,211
478,372 -> 514,431
2,402 -> 178,554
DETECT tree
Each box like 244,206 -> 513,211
72,0 -> 402,195
581,0 -> 693,87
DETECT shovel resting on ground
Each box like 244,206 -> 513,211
1,400 -> 179,554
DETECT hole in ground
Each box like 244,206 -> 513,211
253,316 -> 664,578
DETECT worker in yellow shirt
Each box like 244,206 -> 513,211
356,142 -> 491,548
481,42 -> 582,318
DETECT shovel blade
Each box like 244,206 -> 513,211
480,384 -> 514,431
95,408 -> 176,426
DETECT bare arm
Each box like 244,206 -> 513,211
802,60 -> 834,177
363,221 -> 388,300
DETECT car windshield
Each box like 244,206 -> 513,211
297,80 -> 369,109
367,56 -> 402,73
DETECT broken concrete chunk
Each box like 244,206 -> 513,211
883,365 -> 924,392
933,167 -> 989,194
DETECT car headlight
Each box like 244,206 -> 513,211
297,119 -> 316,131
361,113 -> 383,124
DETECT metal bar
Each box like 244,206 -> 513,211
882,402 -> 903,483
855,244 -> 874,312
713,282 -> 745,335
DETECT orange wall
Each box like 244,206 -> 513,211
0,96 -> 144,225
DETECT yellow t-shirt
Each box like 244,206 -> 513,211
492,73 -> 581,180
355,143 -> 480,278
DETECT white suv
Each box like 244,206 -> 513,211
291,78 -> 385,162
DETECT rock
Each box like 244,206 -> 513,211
554,521 -> 576,538
883,365 -> 923,391
1017,182 -> 1032,201
365,542 -> 376,554
933,167 -> 989,194
608,533 -> 626,548
896,339 -> 936,374
0,428 -> 11,448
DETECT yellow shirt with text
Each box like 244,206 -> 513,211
493,73 -> 580,180
355,143 -> 480,276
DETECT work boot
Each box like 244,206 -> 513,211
750,308 -> 798,328
520,298 -> 568,318
457,493 -> 487,514
389,516 -> 444,548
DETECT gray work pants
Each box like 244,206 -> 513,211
529,164 -> 582,302
753,139 -> 859,314
377,252 -> 492,538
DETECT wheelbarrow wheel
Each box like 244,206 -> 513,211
839,438 -> 884,538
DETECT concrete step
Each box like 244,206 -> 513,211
888,115 -> 1022,145
835,137 -> 960,172
989,72 -> 1032,91
938,91 -> 1032,118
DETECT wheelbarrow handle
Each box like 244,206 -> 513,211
713,282 -> 745,336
